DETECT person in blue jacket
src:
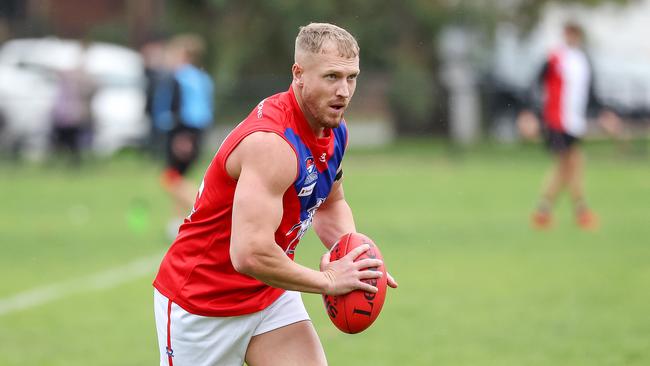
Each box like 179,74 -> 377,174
160,34 -> 215,237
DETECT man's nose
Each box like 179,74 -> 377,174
336,80 -> 350,98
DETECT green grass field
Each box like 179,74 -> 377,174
1,140 -> 648,365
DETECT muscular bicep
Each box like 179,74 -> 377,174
231,164 -> 283,250
229,132 -> 297,268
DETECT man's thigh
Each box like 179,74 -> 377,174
153,289 -> 256,366
153,289 -> 314,366
245,320 -> 327,366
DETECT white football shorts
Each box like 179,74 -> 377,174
153,289 -> 310,366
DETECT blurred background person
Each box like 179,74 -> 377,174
140,33 -> 174,159
160,34 -> 215,238
517,22 -> 622,230
49,40 -> 96,167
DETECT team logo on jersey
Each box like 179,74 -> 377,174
319,152 -> 327,163
298,182 -> 317,197
304,157 -> 318,185
285,198 -> 325,254
305,157 -> 315,173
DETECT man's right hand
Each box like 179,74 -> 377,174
598,109 -> 624,139
517,110 -> 540,141
319,244 -> 384,296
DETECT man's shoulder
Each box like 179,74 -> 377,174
255,90 -> 293,121
228,91 -> 297,154
218,89 -> 296,159
230,130 -> 298,186
235,90 -> 292,131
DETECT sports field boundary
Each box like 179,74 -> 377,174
0,252 -> 164,317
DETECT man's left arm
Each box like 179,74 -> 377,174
313,172 -> 398,288
312,177 -> 355,250
587,64 -> 624,139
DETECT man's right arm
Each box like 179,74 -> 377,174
516,58 -> 551,140
227,132 -> 383,296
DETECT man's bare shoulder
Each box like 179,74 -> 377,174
226,131 -> 297,187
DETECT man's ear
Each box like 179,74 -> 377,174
292,63 -> 304,86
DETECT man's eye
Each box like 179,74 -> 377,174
347,75 -> 358,81
325,74 -> 337,80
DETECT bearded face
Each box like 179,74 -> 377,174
293,42 -> 360,133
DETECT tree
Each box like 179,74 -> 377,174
163,0 -> 630,133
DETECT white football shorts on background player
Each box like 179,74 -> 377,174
153,289 -> 310,366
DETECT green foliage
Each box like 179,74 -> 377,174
388,60 -> 439,133
160,0 -> 631,134
87,21 -> 131,45
503,0 -> 632,30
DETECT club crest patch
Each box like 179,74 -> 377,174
304,157 -> 318,185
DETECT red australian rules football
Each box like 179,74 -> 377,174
322,233 -> 388,334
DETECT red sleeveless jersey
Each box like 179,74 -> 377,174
153,86 -> 348,316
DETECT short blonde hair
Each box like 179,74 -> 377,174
169,33 -> 206,65
295,23 -> 359,59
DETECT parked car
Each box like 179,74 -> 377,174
0,37 -> 147,159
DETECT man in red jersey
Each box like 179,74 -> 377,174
153,23 -> 398,366
517,22 -> 621,230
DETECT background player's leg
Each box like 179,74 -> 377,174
541,153 -> 569,205
245,321 -> 327,366
532,151 -> 570,228
565,146 -> 585,206
565,146 -> 598,228
169,178 -> 198,213
161,130 -> 199,237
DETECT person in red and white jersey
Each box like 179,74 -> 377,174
517,22 -> 621,230
152,23 -> 398,366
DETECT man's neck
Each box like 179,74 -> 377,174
291,83 -> 325,138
